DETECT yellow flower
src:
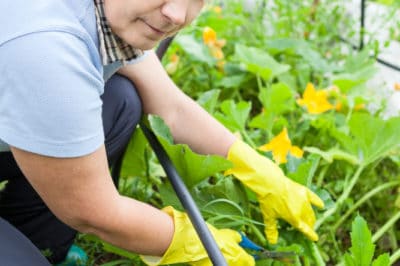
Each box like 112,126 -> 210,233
354,103 -> 365,111
212,6 -> 222,14
394,82 -> 400,91
203,27 -> 217,46
258,128 -> 303,164
202,26 -> 226,68
297,83 -> 334,114
335,101 -> 343,112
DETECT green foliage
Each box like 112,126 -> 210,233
343,215 -> 390,266
332,113 -> 400,165
148,115 -> 233,188
78,1 -> 400,265
232,44 -> 291,81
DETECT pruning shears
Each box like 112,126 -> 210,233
239,232 -> 296,263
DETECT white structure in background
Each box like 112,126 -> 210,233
344,0 -> 400,118
244,0 -> 400,118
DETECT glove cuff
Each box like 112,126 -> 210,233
225,140 -> 285,192
141,207 -> 207,265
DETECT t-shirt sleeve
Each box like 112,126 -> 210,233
0,31 -> 105,157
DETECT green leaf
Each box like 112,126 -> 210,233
332,113 -> 400,165
121,129 -> 148,178
333,65 -> 377,93
333,50 -> 377,93
344,253 -> 356,266
158,182 -> 184,210
214,100 -> 251,132
196,89 -> 221,114
148,115 -> 174,143
216,74 -> 248,89
371,253 -> 390,266
233,44 -> 290,81
250,82 -> 294,131
349,215 -> 375,265
175,34 -> 214,65
265,38 -> 332,72
147,116 -> 233,188
259,82 -> 295,115
193,177 -> 250,228
286,154 -> 321,186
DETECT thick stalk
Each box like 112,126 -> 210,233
390,249 -> 400,265
372,210 -> 400,243
309,242 -> 326,266
315,165 -> 364,229
333,181 -> 400,232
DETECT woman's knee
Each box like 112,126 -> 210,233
102,74 -> 143,166
102,74 -> 143,131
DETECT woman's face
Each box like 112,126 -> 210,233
104,0 -> 205,49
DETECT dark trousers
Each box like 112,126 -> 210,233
0,74 -> 142,264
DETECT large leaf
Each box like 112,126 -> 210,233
333,49 -> 377,93
233,44 -> 290,81
196,89 -> 221,114
174,34 -> 214,65
250,82 -> 295,130
159,177 -> 250,229
259,82 -> 295,115
331,113 -> 400,165
121,129 -> 148,178
348,215 -> 375,266
193,178 -> 250,228
147,116 -> 232,188
214,100 -> 251,132
371,254 -> 390,266
265,38 -> 332,72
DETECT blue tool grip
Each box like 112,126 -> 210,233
238,232 -> 264,251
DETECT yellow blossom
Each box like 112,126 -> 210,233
203,27 -> 217,46
394,82 -> 400,91
258,128 -> 303,164
335,101 -> 343,111
354,103 -> 365,111
212,6 -> 222,14
202,26 -> 226,69
297,83 -> 334,114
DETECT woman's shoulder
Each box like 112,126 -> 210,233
0,0 -> 96,48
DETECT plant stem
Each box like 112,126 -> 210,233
249,223 -> 267,247
333,180 -> 400,232
241,129 -> 257,148
315,165 -> 364,229
316,164 -> 329,187
390,249 -> 400,265
372,210 -> 400,243
309,242 -> 325,266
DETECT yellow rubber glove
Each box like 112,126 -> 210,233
141,206 -> 254,266
225,140 -> 324,244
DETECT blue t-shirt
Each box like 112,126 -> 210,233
0,0 -> 147,157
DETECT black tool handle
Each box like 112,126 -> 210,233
140,123 -> 228,266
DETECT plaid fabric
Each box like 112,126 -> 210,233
94,0 -> 144,65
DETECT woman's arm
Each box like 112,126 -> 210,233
118,50 -> 236,157
10,145 -> 174,256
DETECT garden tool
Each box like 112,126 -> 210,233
140,122 -> 228,266
239,232 -> 296,263
111,36 -> 228,265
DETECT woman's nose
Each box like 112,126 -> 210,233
161,1 -> 187,26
